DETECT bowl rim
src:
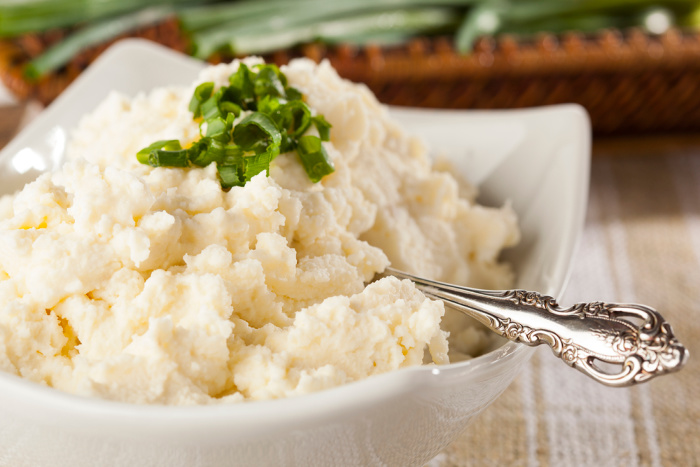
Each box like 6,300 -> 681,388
0,39 -> 590,427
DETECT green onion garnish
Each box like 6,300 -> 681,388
136,63 -> 334,188
217,165 -> 242,189
312,115 -> 332,142
253,65 -> 287,99
244,149 -> 278,180
200,91 -> 224,121
228,64 -> 256,108
149,149 -> 190,168
189,81 -> 214,119
279,100 -> 313,138
136,139 -> 183,165
232,112 -> 282,152
296,135 -> 335,183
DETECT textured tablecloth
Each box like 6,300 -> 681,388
0,105 -> 697,466
434,141 -> 700,467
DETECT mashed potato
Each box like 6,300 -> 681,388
0,58 -> 518,404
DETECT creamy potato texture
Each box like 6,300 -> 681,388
0,59 -> 518,404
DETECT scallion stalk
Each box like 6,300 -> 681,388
195,8 -> 457,57
0,0 -> 193,37
16,0 -> 700,79
180,0 -> 480,32
455,3 -> 502,53
24,6 -> 174,80
296,135 -> 334,183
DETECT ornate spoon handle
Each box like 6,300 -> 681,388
384,268 -> 689,387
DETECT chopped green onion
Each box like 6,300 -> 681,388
136,139 -> 182,165
202,139 -> 228,165
137,63 -> 334,188
257,95 -> 281,116
223,144 -> 245,163
187,140 -> 211,167
296,135 -> 335,183
205,116 -> 231,142
278,100 -> 313,138
217,165 -> 242,189
244,148 -> 279,180
233,112 -> 282,152
312,115 -> 332,142
228,64 -> 256,109
220,101 -> 242,117
254,65 -> 288,99
285,87 -> 303,101
200,91 -> 223,120
148,149 -> 190,168
189,82 -> 214,119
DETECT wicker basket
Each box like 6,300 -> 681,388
0,18 -> 187,104
2,21 -> 700,135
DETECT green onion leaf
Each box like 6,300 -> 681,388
190,138 -> 229,167
189,82 -> 214,118
243,147 -> 280,181
278,100 -> 312,138
201,91 -> 223,120
296,135 -> 334,183
226,112 -> 236,128
456,4 -> 502,54
136,139 -> 182,165
220,145 -> 246,181
23,6 -> 175,80
228,63 -> 256,108
219,85 -> 244,116
205,116 -> 231,143
232,112 -> 282,152
149,149 -> 189,168
187,140 -> 208,166
204,139 -> 228,166
254,64 -> 287,99
220,101 -> 242,117
257,94 -> 282,116
280,133 -> 296,154
223,144 -> 245,163
218,165 -> 243,189
285,86 -> 302,101
312,115 -> 332,142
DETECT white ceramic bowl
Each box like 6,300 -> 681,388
0,40 -> 590,467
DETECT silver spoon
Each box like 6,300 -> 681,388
381,267 -> 689,387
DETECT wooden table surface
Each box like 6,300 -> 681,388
0,104 -> 25,149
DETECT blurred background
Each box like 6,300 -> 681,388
1,0 -> 700,134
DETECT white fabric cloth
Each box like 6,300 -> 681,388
436,153 -> 699,466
